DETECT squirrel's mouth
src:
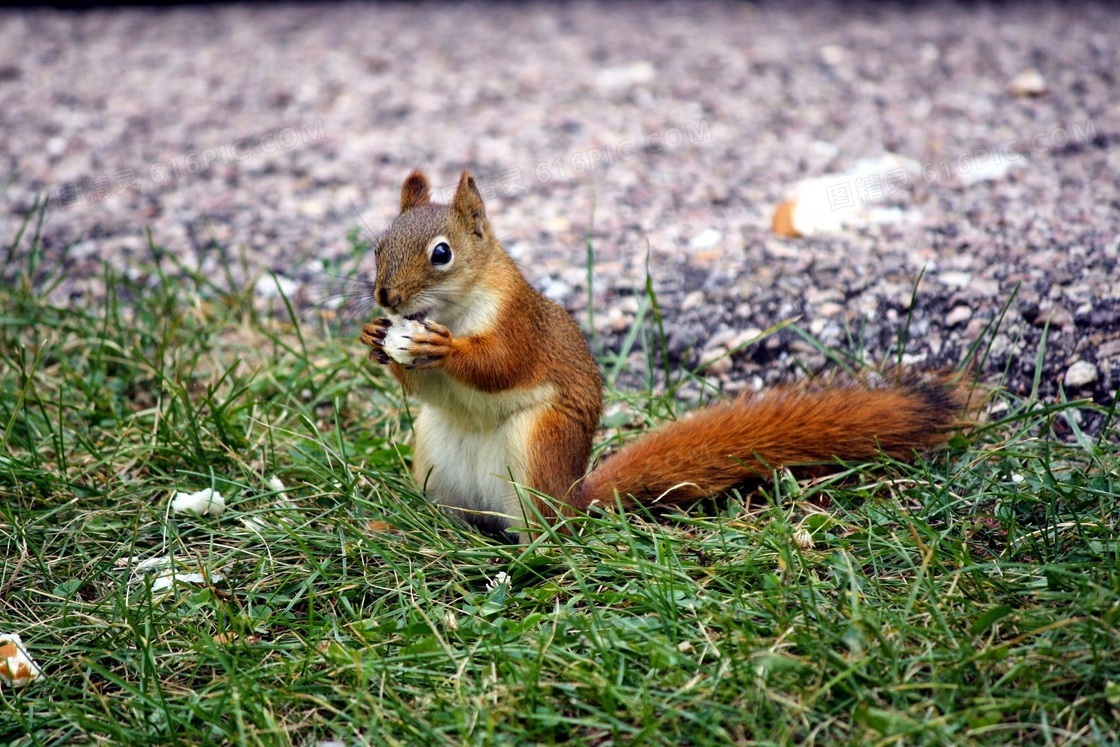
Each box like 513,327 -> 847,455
404,308 -> 429,322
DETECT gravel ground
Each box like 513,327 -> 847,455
2,2 -> 1117,433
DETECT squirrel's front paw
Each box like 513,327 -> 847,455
404,320 -> 454,369
360,318 -> 393,365
381,318 -> 454,369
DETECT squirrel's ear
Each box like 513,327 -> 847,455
451,170 -> 487,237
400,170 -> 431,213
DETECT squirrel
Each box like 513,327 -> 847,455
359,169 -> 966,540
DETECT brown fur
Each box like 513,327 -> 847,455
574,375 -> 965,509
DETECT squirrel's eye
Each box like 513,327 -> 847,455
430,242 -> 452,266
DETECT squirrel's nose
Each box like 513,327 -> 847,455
377,286 -> 400,309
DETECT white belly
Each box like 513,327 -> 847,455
412,402 -> 542,531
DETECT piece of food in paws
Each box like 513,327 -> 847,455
382,318 -> 429,365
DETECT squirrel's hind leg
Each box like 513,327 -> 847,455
523,407 -> 597,528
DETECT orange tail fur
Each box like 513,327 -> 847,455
574,374 -> 966,509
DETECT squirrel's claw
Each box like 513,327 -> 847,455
360,318 -> 392,347
403,320 -> 454,368
360,318 -> 395,365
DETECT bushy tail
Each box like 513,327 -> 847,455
574,374 -> 967,509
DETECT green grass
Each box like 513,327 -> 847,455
2,226 -> 1119,746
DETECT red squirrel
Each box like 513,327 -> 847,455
360,170 -> 965,539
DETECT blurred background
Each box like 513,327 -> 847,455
1,2 -> 1116,418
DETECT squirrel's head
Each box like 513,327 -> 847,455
373,169 -> 497,322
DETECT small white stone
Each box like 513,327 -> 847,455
681,290 -> 706,312
703,353 -> 733,377
594,61 -> 656,90
46,136 -> 67,157
297,199 -> 326,218
726,329 -> 762,351
707,328 -> 736,348
608,306 -> 633,333
254,274 -> 299,300
541,278 -> 573,301
688,228 -> 722,250
939,271 -> 972,289
957,157 -> 1024,186
946,305 -> 973,327
819,45 -> 847,66
811,140 -> 839,160
617,296 -> 641,315
1008,68 -> 1047,96
1064,360 -> 1099,389
1047,307 -> 1075,329
1098,339 -> 1120,360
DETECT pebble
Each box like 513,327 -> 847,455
1008,68 -> 1047,96
616,296 -> 641,315
594,61 -> 656,91
818,44 -> 848,66
963,318 -> 988,340
607,306 -> 633,333
727,329 -> 762,351
298,199 -> 326,218
689,229 -> 722,250
681,290 -> 706,312
957,158 -> 1024,186
1097,339 -> 1120,360
946,305 -> 973,327
254,274 -> 299,299
541,278 -> 573,301
45,138 -> 75,165
805,287 -> 843,305
939,272 -> 972,290
668,325 -> 704,357
706,327 -> 737,349
1063,360 -> 1098,389
1047,307 -> 1075,330
702,353 -> 733,376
